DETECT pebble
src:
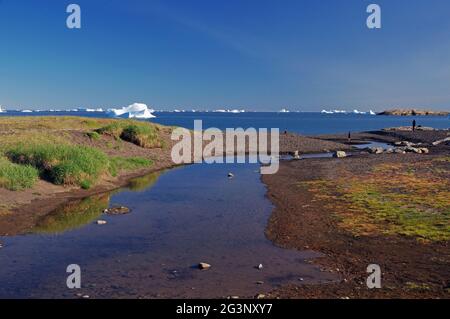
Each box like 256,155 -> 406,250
256,281 -> 264,285
82,295 -> 90,299
256,294 -> 266,299
228,173 -> 234,178
257,264 -> 263,270
96,220 -> 107,225
298,278 -> 304,282
198,262 -> 211,270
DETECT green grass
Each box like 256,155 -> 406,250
6,144 -> 110,189
109,156 -> 153,177
86,131 -> 101,140
0,157 -> 39,190
95,121 -> 162,148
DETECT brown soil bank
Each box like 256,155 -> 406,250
262,134 -> 450,299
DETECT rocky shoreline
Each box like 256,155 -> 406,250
263,130 -> 450,299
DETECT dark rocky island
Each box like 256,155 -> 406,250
378,109 -> 449,116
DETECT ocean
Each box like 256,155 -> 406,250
1,111 -> 448,135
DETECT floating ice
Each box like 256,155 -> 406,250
21,110 -> 33,113
321,110 -> 334,114
279,108 -> 290,113
0,105 -> 4,113
369,110 -> 376,115
108,103 -> 156,119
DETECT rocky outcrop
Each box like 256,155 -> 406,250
378,109 -> 449,116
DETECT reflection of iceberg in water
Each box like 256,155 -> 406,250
32,194 -> 110,234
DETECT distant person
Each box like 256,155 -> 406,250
412,119 -> 416,132
348,131 -> 351,142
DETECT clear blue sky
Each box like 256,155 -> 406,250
1,0 -> 449,111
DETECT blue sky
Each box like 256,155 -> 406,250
0,0 -> 449,111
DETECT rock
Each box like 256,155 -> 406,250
198,263 -> 211,270
228,173 -> 234,178
257,264 -> 264,270
432,137 -> 450,146
293,150 -> 301,160
104,206 -> 131,215
333,151 -> 347,158
385,148 -> 394,154
82,295 -> 90,299
256,281 -> 264,285
394,148 -> 406,154
368,147 -> 384,154
96,220 -> 107,225
419,148 -> 429,154
299,278 -> 304,282
0,243 -> 3,249
256,294 -> 266,299
405,146 -> 422,154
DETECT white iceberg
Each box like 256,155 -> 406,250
321,110 -> 334,114
21,109 -> 33,113
86,108 -> 104,112
108,103 -> 156,119
0,105 -> 4,113
353,109 -> 367,115
369,110 -> 376,115
279,108 -> 290,113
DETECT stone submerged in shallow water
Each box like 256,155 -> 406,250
96,220 -> 107,225
198,263 -> 211,270
333,151 -> 347,158
104,206 -> 131,215
368,147 -> 384,154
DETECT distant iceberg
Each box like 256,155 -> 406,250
279,108 -> 290,113
86,108 -> 104,112
321,110 -> 334,114
21,110 -> 33,113
108,103 -> 156,119
369,110 -> 376,115
353,109 -> 367,115
0,105 -> 4,113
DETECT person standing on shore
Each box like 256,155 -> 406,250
412,119 -> 416,132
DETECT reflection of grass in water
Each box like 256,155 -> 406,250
127,171 -> 163,192
32,170 -> 165,234
33,194 -> 110,234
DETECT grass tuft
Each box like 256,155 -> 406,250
6,144 -> 110,189
0,157 -> 39,190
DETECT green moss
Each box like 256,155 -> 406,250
0,157 -> 39,190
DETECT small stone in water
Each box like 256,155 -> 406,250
198,263 -> 211,270
96,220 -> 107,225
228,173 -> 234,178
257,264 -> 263,270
